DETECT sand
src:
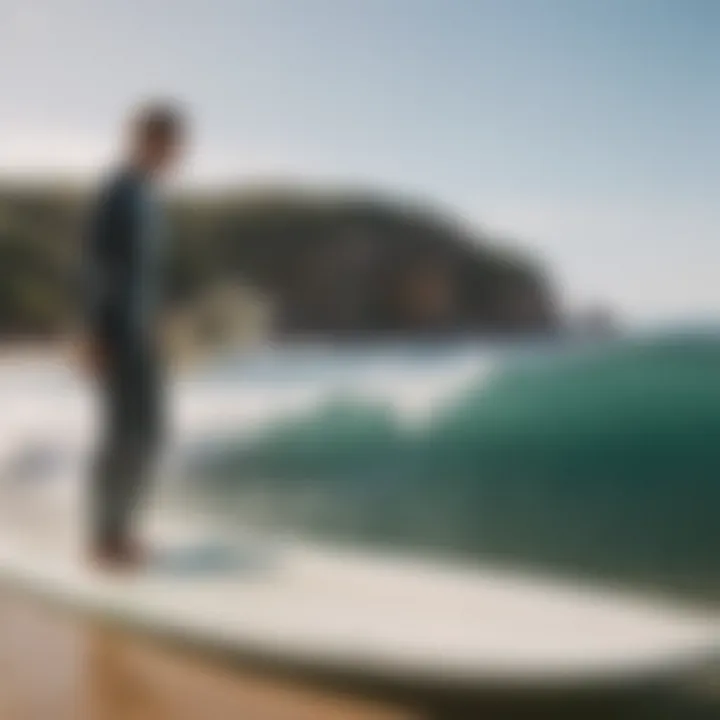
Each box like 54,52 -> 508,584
0,591 -> 418,720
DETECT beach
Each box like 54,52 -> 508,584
0,590 -> 418,720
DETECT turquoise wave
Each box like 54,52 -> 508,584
183,332 -> 720,601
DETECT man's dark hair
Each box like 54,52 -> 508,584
132,101 -> 185,142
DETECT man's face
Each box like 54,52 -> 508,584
146,132 -> 185,177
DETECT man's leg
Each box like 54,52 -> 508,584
92,434 -> 143,558
91,347 -> 163,565
129,343 -> 164,540
91,367 -> 129,559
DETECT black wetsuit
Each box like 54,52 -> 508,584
84,168 -> 165,551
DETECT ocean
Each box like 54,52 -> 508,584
170,328 -> 720,604
0,329 -> 717,603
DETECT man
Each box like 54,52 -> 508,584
83,103 -> 186,570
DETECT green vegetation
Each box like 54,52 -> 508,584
0,181 -> 557,340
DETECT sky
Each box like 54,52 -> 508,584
1,0 -> 718,322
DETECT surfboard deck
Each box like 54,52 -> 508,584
0,503 -> 716,694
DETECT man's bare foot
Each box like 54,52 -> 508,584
89,546 -> 129,573
90,539 -> 148,573
120,538 -> 149,567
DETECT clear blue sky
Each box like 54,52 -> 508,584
1,0 -> 718,321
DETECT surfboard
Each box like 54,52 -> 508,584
0,485 -> 716,694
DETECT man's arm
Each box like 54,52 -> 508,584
81,177 -> 140,372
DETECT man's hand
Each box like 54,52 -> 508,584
77,337 -> 108,379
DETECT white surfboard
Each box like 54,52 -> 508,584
0,358 -> 717,692
0,487 -> 717,693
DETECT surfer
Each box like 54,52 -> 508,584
82,103 -> 187,570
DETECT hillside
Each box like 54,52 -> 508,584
0,182 -> 558,341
